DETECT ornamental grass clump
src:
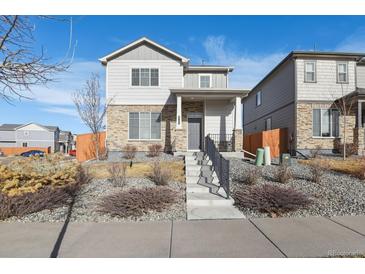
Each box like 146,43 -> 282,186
308,160 -> 330,183
150,161 -> 172,186
147,144 -> 162,157
274,163 -> 293,184
98,187 -> 177,218
107,162 -> 127,188
233,184 -> 312,217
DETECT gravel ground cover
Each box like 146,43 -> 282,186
2,178 -> 186,223
229,158 -> 365,218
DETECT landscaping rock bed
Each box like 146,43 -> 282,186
229,158 -> 365,218
2,178 -> 186,223
107,152 -> 183,163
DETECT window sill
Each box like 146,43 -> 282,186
304,81 -> 317,83
128,139 -> 162,142
312,136 -> 339,139
129,86 -> 161,89
336,82 -> 349,84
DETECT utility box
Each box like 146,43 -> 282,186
280,153 -> 291,166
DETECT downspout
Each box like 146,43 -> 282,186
293,58 -> 298,155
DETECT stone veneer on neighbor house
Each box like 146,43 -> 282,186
106,101 -> 203,152
296,102 -> 356,152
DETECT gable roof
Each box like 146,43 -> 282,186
0,123 -> 59,132
186,65 -> 234,72
99,37 -> 190,65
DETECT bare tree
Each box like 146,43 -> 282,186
73,73 -> 106,160
333,84 -> 354,160
0,16 -> 75,102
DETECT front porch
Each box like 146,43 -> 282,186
171,88 -> 246,152
349,88 -> 365,155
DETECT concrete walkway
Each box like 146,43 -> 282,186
1,215 -> 365,258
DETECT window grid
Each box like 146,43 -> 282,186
129,112 -> 161,140
337,63 -> 348,83
256,91 -> 262,106
304,61 -> 316,82
199,75 -> 211,88
131,68 -> 159,87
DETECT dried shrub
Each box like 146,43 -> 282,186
274,164 -> 293,184
147,144 -> 162,157
355,157 -> 365,180
107,163 -> 127,188
123,144 -> 137,160
238,166 -> 262,185
309,145 -> 322,159
233,184 -> 312,217
150,161 -> 171,186
0,168 -> 89,220
0,158 -> 83,196
309,160 -> 330,183
98,187 -> 177,218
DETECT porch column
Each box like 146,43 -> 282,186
234,96 -> 242,129
358,101 -> 363,128
176,95 -> 182,129
233,96 -> 243,151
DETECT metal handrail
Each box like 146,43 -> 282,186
208,133 -> 233,152
205,134 -> 230,199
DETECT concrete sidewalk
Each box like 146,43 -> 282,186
0,215 -> 364,258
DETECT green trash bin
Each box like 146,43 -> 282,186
255,148 -> 264,166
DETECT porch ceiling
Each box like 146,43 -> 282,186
170,88 -> 249,99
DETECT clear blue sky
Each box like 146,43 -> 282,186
1,15 -> 365,133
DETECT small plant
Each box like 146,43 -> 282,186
233,184 -> 312,217
123,144 -> 137,160
147,144 -> 162,157
98,187 -> 177,218
150,161 -> 171,186
238,166 -> 262,185
309,160 -> 329,183
274,163 -> 293,184
107,163 -> 127,188
355,157 -> 365,180
309,145 -> 322,159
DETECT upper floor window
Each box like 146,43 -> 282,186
199,74 -> 211,88
265,117 -> 272,131
337,62 -> 348,83
304,61 -> 316,82
256,91 -> 262,107
131,68 -> 159,87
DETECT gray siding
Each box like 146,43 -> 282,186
296,59 -> 356,101
114,43 -> 179,61
243,59 -> 295,136
0,130 -> 16,146
184,72 -> 227,88
357,64 -> 365,88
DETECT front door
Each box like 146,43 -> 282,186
188,117 -> 202,150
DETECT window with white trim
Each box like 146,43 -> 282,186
337,62 -> 348,83
304,61 -> 316,82
129,112 -> 161,140
22,142 -> 27,147
256,91 -> 262,106
312,109 -> 340,137
199,74 -> 211,88
131,68 -> 159,87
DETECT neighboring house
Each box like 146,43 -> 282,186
0,123 -> 60,153
243,51 -> 365,155
59,131 -> 74,153
99,37 -> 248,154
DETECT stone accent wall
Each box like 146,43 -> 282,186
296,102 -> 356,151
233,129 -> 243,152
107,101 -> 203,152
354,128 -> 365,155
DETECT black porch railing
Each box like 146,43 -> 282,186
208,133 -> 234,152
205,134 -> 230,199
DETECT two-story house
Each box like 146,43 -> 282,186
0,122 -> 60,153
99,37 -> 248,155
243,51 -> 365,155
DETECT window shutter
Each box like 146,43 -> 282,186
313,109 -> 321,137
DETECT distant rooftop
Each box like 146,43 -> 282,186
0,123 -> 59,132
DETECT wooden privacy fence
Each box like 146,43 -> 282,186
243,128 -> 288,158
76,132 -> 106,162
0,147 -> 50,156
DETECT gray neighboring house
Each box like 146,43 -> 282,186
59,130 -> 74,153
0,123 -> 60,153
243,51 -> 365,155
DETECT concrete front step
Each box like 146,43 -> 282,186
185,165 -> 202,171
185,156 -> 197,161
185,160 -> 198,165
186,184 -> 210,193
186,175 -> 219,185
187,205 -> 245,220
186,193 -> 234,207
186,170 -> 201,176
